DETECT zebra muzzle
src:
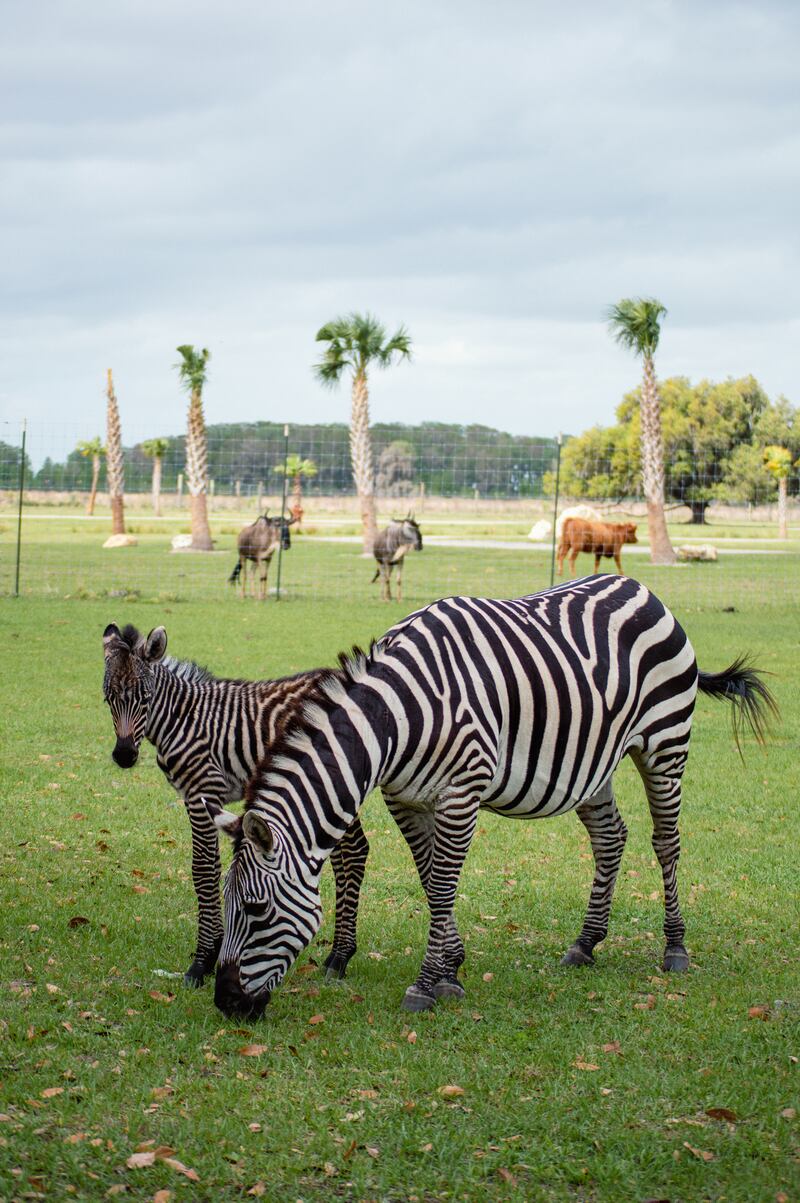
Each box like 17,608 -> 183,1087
112,738 -> 139,768
214,963 -> 271,1019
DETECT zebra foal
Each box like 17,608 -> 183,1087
101,624 -> 369,985
207,575 -> 776,1019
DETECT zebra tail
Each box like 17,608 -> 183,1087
229,562 -> 241,585
697,656 -> 778,751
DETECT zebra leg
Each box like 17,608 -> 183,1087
387,798 -> 475,1011
636,752 -> 690,972
323,817 -> 370,980
562,781 -> 627,967
183,797 -> 224,986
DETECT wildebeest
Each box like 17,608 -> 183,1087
229,512 -> 295,599
371,515 -> 422,601
556,517 -> 638,576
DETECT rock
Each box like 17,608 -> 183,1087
527,519 -> 552,541
103,534 -> 138,548
677,544 -> 718,562
171,534 -> 193,550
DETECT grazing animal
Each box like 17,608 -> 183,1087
555,504 -> 603,541
557,517 -> 638,577
229,513 -> 295,599
371,515 -> 422,601
206,574 -> 775,1019
101,623 -> 370,986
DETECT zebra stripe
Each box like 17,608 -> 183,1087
210,575 -> 775,1018
101,623 -> 370,986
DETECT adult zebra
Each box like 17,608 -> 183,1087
207,575 -> 776,1019
101,624 -> 370,985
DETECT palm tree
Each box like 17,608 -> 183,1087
763,446 -> 796,539
105,369 -> 126,535
76,436 -> 105,516
274,454 -> 318,527
176,345 -> 213,550
314,313 -> 412,554
607,298 -> 676,564
142,437 -> 169,516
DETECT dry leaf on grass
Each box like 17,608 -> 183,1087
246,1185 -> 266,1197
748,1005 -> 770,1020
573,1059 -> 599,1071
68,916 -> 90,928
683,1141 -> 714,1161
41,1087 -> 64,1098
705,1107 -> 737,1122
407,1031 -> 418,1044
153,1192 -> 173,1203
438,1085 -> 465,1098
601,1041 -> 622,1054
160,1157 -> 199,1181
238,1043 -> 269,1057
148,991 -> 175,1004
307,1013 -> 324,1025
497,1168 -> 517,1186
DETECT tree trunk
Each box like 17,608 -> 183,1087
350,371 -> 377,554
106,369 -> 126,535
87,456 -> 100,516
185,388 -> 213,550
689,500 -> 708,525
777,476 -> 787,539
152,456 -> 162,516
640,355 -> 677,564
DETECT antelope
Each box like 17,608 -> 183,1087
371,515 -> 422,602
229,512 -> 295,600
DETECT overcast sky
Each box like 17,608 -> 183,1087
1,0 -> 798,465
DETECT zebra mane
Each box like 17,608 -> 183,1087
116,623 -> 215,683
243,642 -> 384,806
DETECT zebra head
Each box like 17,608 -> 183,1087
206,800 -> 322,1018
102,623 -> 167,768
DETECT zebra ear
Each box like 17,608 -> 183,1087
103,624 -> 122,658
144,627 -> 167,662
204,798 -> 242,839
242,810 -> 275,856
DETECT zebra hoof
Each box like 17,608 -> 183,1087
324,966 -> 346,983
184,963 -> 206,988
432,978 -> 466,1001
401,985 -> 436,1012
322,950 -> 351,980
663,945 -> 690,972
560,944 -> 595,967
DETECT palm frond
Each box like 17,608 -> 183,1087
607,298 -> 667,357
314,312 -> 412,380
175,345 -> 211,393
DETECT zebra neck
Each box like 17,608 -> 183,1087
145,665 -> 197,747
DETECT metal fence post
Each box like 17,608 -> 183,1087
14,420 -> 27,597
275,424 -> 289,602
549,433 -> 563,588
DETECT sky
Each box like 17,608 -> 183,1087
1,0 -> 798,466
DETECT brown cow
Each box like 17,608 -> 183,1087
556,517 -> 638,577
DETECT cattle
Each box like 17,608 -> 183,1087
556,517 -> 638,577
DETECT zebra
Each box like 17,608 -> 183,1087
206,574 -> 776,1019
101,622 -> 370,986
371,515 -> 422,602
229,513 -> 295,600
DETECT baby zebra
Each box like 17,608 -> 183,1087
101,623 -> 369,985
229,512 -> 295,600
371,515 -> 422,601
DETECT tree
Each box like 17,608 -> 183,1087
314,313 -> 412,553
176,345 -> 213,550
274,454 -> 317,527
105,369 -> 126,535
0,441 -> 32,490
376,440 -> 415,497
76,437 -> 104,516
763,446 -> 796,539
607,298 -> 676,562
142,438 -> 169,516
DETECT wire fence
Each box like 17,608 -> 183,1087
1,419 -> 798,613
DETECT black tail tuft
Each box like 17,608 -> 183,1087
698,656 -> 778,752
229,562 -> 241,585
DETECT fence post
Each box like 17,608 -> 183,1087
14,420 -> 27,597
549,433 -> 563,588
275,425 -> 290,602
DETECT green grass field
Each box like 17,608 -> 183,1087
1,541 -> 798,1202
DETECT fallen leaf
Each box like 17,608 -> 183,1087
407,1031 -> 418,1044
323,1162 -> 337,1176
148,991 -> 175,1004
482,972 -> 494,982
307,1014 -> 324,1026
153,1193 -> 173,1203
246,1184 -> 266,1196
438,1085 -> 465,1098
46,983 -> 60,994
132,884 -> 150,894
127,1152 -> 157,1169
131,869 -> 146,878
365,1145 -> 379,1158
498,1168 -> 517,1186
634,994 -> 656,1011
780,1107 -> 796,1119
683,1141 -> 714,1161
160,1157 -> 199,1181
150,1086 -> 174,1100
573,1059 -> 599,1071
705,1107 -> 737,1122
105,1187 -> 127,1197
238,1044 -> 269,1057
748,1005 -> 770,1020
248,1123 -> 262,1132
601,1041 -> 622,1054
41,1087 -> 64,1098
342,1139 -> 357,1160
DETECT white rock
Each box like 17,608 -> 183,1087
103,534 -> 138,548
677,544 -> 718,562
527,519 -> 552,541
171,534 -> 193,550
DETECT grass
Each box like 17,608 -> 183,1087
0,546 -> 798,1202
